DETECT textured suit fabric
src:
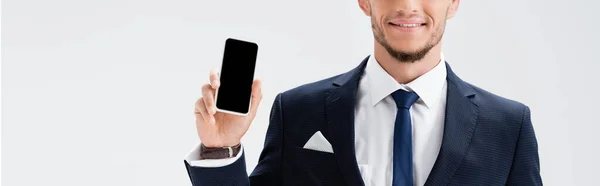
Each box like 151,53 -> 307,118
184,57 -> 542,186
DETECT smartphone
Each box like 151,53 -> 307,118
215,38 -> 258,116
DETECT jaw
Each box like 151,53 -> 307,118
384,36 -> 429,54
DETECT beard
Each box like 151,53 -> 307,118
371,14 -> 446,63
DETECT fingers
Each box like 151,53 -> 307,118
249,79 -> 263,117
209,70 -> 220,89
195,97 -> 214,125
201,84 -> 218,117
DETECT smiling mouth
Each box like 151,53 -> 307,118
389,23 -> 427,28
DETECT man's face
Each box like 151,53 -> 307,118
359,0 -> 459,62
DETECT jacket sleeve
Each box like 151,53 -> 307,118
184,93 -> 284,186
506,106 -> 543,185
184,152 -> 249,186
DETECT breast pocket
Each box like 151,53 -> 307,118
293,146 -> 344,184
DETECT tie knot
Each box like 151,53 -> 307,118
391,89 -> 419,109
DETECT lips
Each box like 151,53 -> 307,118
389,23 -> 426,27
387,19 -> 427,32
388,17 -> 427,28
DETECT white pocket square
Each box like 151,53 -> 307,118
303,131 -> 334,153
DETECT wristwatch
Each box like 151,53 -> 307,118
199,143 -> 242,160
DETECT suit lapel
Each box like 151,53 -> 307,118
322,59 -> 479,186
424,62 -> 479,186
324,57 -> 368,186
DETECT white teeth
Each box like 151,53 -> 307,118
395,23 -> 420,27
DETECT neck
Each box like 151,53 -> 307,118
373,41 -> 442,84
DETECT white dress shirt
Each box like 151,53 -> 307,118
354,54 -> 447,186
185,54 -> 448,186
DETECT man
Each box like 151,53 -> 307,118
184,0 -> 542,185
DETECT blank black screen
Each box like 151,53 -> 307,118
216,38 -> 258,114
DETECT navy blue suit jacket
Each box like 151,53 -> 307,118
185,57 -> 542,185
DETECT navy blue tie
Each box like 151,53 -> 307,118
391,89 -> 419,186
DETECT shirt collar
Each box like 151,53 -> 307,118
364,53 -> 447,108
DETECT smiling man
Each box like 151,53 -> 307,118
184,0 -> 542,185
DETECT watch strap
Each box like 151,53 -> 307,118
199,143 -> 242,160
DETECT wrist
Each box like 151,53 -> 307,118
201,140 -> 241,148
199,143 -> 242,160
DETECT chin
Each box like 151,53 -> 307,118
388,43 -> 425,54
387,37 -> 423,49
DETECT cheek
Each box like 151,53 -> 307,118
372,10 -> 385,27
426,5 -> 450,26
371,14 -> 387,33
369,4 -> 392,29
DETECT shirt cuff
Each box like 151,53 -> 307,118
184,143 -> 244,167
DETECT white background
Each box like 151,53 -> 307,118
2,0 -> 599,185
